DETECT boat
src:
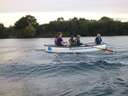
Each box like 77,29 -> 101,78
44,44 -> 107,53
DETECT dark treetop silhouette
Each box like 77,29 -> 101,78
0,15 -> 128,38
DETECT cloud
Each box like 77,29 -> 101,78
0,0 -> 128,13
0,0 -> 128,27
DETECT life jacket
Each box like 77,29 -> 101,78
75,39 -> 81,46
95,36 -> 102,44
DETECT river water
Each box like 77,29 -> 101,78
0,36 -> 128,96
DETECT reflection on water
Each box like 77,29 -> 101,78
0,37 -> 128,96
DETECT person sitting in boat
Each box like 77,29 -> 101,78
69,35 -> 76,46
95,33 -> 102,45
75,35 -> 83,46
55,32 -> 66,46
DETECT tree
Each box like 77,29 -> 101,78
1,16 -> 128,38
14,15 -> 38,38
0,23 -> 6,38
99,16 -> 113,22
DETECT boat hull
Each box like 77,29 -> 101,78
44,44 -> 106,53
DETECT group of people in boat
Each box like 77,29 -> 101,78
55,32 -> 102,47
68,35 -> 83,46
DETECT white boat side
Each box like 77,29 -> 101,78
44,44 -> 107,53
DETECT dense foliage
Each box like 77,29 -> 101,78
0,15 -> 128,38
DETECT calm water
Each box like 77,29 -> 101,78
0,36 -> 128,96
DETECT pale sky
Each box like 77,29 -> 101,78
0,0 -> 128,27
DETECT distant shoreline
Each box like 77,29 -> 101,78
0,35 -> 128,39
1,15 -> 128,38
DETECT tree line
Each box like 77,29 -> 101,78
0,15 -> 128,38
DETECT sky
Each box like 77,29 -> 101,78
0,0 -> 128,27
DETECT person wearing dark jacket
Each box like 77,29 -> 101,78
95,33 -> 102,45
75,35 -> 83,46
